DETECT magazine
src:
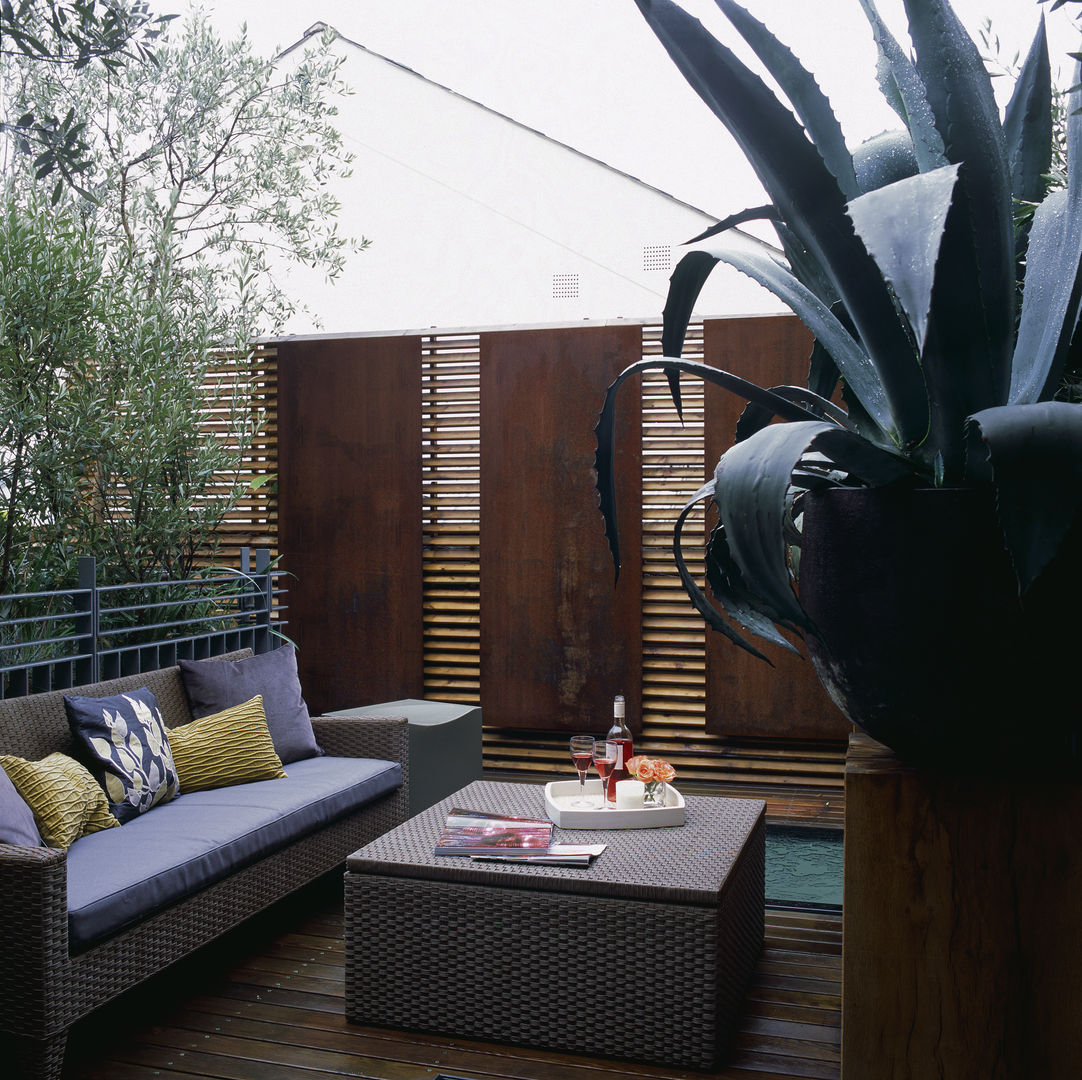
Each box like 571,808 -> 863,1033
471,843 -> 607,867
434,807 -> 554,855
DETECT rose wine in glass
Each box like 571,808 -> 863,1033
593,740 -> 618,808
569,735 -> 596,807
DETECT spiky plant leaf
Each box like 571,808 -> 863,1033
704,420 -> 911,653
851,130 -> 920,193
846,164 -> 960,354
968,402 -> 1082,590
904,0 -> 1014,400
714,0 -> 860,198
690,232 -> 900,444
857,0 -> 947,171
1009,190 -> 1082,403
671,482 -> 791,659
634,0 -> 927,447
1003,16 -> 1053,206
594,356 -> 823,580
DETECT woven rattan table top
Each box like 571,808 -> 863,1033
347,779 -> 765,906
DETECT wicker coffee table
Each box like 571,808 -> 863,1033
344,779 -> 765,1069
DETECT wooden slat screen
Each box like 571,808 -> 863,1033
422,333 -> 481,703
196,343 -> 279,567
262,318 -> 846,792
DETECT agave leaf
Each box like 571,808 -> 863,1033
967,402 -> 1082,591
714,0 -> 860,199
595,356 -> 825,580
735,386 -> 853,444
1011,54 -> 1082,404
693,230 -> 902,445
903,0 -> 1014,396
710,422 -> 828,635
851,130 -> 920,194
709,420 -> 911,644
662,250 -> 717,360
846,164 -> 960,355
1009,190 -> 1082,403
857,0 -> 947,172
671,482 -> 791,659
635,0 -> 927,447
1003,16 -> 1052,207
685,204 -> 779,246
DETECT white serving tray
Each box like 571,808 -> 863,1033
544,779 -> 685,829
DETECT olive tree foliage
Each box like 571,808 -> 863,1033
0,1 -> 173,198
4,8 -> 363,334
0,186 -> 262,596
0,12 -> 362,596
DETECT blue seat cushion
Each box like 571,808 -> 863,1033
65,755 -> 401,949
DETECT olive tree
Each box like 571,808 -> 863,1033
0,0 -> 173,196
0,12 -> 362,594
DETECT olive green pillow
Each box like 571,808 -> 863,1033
0,752 -> 120,849
167,695 -> 287,793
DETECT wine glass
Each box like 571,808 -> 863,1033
569,735 -> 596,807
592,739 -> 618,808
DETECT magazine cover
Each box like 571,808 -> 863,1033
434,807 -> 553,855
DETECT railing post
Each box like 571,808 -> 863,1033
75,556 -> 99,685
254,547 -> 272,653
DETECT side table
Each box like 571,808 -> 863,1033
326,698 -> 481,816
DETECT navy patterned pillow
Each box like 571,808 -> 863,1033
65,687 -> 180,823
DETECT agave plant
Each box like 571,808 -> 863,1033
595,0 -> 1082,665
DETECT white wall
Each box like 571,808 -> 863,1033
273,35 -> 783,337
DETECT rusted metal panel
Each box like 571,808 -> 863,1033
480,325 -> 642,733
277,336 -> 424,715
703,315 -> 850,740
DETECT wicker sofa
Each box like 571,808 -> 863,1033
0,651 -> 410,1080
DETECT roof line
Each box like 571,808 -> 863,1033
279,21 -> 721,223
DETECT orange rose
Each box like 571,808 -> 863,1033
626,756 -> 646,776
653,760 -> 676,783
635,758 -> 658,782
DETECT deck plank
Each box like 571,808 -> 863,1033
65,887 -> 840,1080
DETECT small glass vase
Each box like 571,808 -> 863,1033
644,780 -> 667,807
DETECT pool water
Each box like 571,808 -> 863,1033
765,825 -> 843,908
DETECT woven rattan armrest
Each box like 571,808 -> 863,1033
311,713 -> 408,760
0,842 -> 70,990
310,713 -> 410,822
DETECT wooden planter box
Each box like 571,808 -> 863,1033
843,733 -> 1082,1079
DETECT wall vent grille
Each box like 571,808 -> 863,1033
552,273 -> 580,299
643,245 -> 672,272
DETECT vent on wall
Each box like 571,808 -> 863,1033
643,245 -> 672,272
552,273 -> 580,299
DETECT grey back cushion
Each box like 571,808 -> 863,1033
0,760 -> 43,847
179,644 -> 321,764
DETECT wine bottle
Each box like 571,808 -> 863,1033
605,693 -> 633,802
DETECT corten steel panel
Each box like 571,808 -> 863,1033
480,325 -> 642,732
703,315 -> 849,740
277,337 -> 424,715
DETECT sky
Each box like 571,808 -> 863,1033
192,0 -> 1082,216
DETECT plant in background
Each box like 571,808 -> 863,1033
596,0 -> 1082,670
0,0 -> 174,197
0,11 -> 364,598
0,185 -> 260,594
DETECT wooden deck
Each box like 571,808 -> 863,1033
63,877 -> 840,1080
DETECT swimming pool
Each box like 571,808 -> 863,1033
765,824 -> 843,908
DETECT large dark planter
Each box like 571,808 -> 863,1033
798,486 -> 1081,773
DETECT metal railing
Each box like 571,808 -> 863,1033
0,548 -> 285,699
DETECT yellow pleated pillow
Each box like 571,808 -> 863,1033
0,752 -> 120,849
167,695 -> 287,793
